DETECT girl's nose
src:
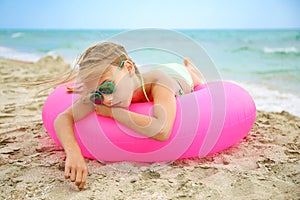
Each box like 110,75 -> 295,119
102,94 -> 113,106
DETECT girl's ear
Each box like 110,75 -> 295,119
124,60 -> 135,76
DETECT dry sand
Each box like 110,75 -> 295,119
0,57 -> 299,200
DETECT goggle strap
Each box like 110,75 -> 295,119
111,60 -> 125,82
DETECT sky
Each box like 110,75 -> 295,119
0,0 -> 299,29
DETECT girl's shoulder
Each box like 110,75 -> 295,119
143,70 -> 175,91
143,69 -> 171,83
142,70 -> 178,96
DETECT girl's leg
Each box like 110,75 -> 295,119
183,58 -> 203,87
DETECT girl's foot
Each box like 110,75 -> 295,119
183,58 -> 203,87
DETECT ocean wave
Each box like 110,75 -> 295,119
263,46 -> 299,54
231,46 -> 253,53
0,46 -> 41,62
11,32 -> 24,38
237,81 -> 300,117
253,68 -> 299,75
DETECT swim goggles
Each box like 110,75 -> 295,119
89,61 -> 124,105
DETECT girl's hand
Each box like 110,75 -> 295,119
94,105 -> 113,118
64,151 -> 88,190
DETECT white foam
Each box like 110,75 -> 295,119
237,81 -> 300,117
263,46 -> 299,54
11,32 -> 23,38
46,51 -> 60,59
0,46 -> 42,62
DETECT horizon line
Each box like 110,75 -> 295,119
0,27 -> 300,31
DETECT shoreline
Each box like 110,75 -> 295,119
0,57 -> 299,199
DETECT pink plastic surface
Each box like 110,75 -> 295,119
42,81 -> 256,162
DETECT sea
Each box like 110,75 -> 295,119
1,29 -> 300,117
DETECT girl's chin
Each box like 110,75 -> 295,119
112,98 -> 132,108
113,101 -> 128,108
123,101 -> 132,108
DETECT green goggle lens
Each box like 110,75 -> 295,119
89,93 -> 102,105
89,82 -> 116,105
90,60 -> 123,105
98,82 -> 116,94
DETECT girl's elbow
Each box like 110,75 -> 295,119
54,113 -> 64,131
54,112 -> 73,129
153,130 -> 171,142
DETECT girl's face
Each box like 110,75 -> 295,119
92,61 -> 136,108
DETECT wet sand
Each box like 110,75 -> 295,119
0,57 -> 299,199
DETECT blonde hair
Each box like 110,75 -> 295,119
75,41 -> 140,85
33,41 -> 139,94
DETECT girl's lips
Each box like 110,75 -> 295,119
112,102 -> 122,107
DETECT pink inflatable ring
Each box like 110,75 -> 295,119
42,81 -> 256,162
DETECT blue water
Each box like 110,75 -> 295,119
1,29 -> 300,116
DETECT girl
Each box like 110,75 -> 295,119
53,42 -> 203,190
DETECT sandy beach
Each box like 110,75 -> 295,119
0,57 -> 299,200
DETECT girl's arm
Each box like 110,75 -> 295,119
54,97 -> 94,190
95,84 -> 177,141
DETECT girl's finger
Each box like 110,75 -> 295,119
70,167 -> 76,182
78,169 -> 88,190
64,165 -> 71,179
75,168 -> 83,186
